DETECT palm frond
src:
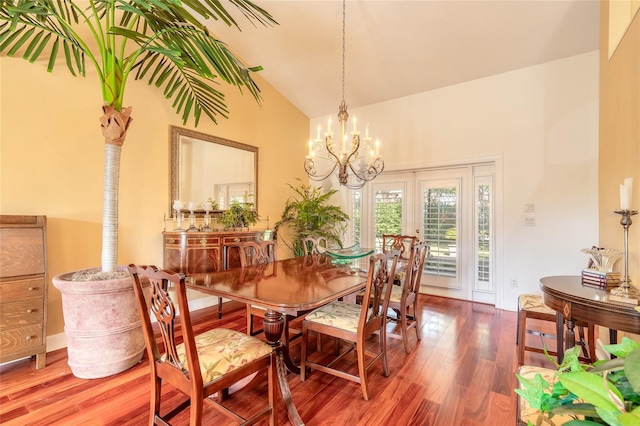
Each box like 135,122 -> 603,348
0,0 -> 86,75
133,50 -> 227,125
1,0 -> 276,124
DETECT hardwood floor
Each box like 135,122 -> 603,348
0,295 -> 556,425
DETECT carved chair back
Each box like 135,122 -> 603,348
301,236 -> 329,255
238,240 -> 277,266
381,234 -> 417,261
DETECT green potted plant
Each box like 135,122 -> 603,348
516,336 -> 640,425
218,200 -> 260,230
274,180 -> 349,256
0,0 -> 275,378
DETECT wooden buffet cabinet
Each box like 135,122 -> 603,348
163,229 -> 270,274
0,215 -> 48,369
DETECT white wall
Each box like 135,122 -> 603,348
310,51 -> 600,311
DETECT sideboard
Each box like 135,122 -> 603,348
0,215 -> 48,369
163,229 -> 271,273
163,229 -> 270,317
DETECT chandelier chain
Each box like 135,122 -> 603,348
342,0 -> 346,103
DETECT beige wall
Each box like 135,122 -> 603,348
599,2 -> 640,289
0,58 -> 309,337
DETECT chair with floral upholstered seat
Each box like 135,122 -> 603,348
515,365 -> 580,425
386,240 -> 429,353
517,293 -> 595,365
300,250 -> 400,401
128,264 -> 277,426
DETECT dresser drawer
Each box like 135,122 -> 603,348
0,297 -> 44,331
1,324 -> 44,354
222,234 -> 263,245
0,277 -> 45,301
0,228 -> 45,278
164,234 -> 184,247
187,236 -> 220,247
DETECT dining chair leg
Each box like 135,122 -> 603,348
380,328 -> 390,378
300,325 -> 308,382
356,341 -> 370,401
189,396 -> 203,425
400,304 -> 411,353
517,309 -> 527,365
268,352 -> 278,426
413,302 -> 421,342
151,377 -> 162,421
247,306 -> 254,335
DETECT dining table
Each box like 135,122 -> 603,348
540,275 -> 640,362
186,253 -> 371,426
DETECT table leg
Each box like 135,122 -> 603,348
555,311 -> 564,363
263,310 -> 305,426
565,317 -> 576,356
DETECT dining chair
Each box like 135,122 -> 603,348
301,236 -> 328,255
128,264 -> 277,426
516,293 -> 595,365
300,250 -> 400,401
386,240 -> 429,353
237,241 -> 287,341
381,234 -> 417,261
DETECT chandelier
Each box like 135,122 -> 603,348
304,0 -> 384,190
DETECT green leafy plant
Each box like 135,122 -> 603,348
516,337 -> 640,425
217,200 -> 259,229
0,0 -> 275,274
274,180 -> 349,256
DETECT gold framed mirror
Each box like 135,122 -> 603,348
170,126 -> 258,213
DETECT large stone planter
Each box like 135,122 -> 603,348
52,267 -> 145,379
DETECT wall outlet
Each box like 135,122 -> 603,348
510,278 -> 518,287
524,217 -> 535,226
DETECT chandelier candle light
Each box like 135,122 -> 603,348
611,177 -> 638,300
304,0 -> 384,190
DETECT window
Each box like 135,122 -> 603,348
422,185 -> 457,279
474,176 -> 493,292
374,189 -> 403,251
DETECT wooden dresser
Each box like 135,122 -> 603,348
0,215 -> 48,369
163,229 -> 270,274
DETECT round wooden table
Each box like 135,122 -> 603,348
540,275 -> 640,361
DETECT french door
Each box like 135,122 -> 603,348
345,164 -> 496,304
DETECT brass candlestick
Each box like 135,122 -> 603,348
610,210 -> 639,299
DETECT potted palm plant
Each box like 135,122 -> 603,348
0,0 -> 275,378
274,180 -> 349,256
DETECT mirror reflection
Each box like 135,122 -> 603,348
170,126 -> 258,212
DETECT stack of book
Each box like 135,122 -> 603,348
581,268 -> 622,290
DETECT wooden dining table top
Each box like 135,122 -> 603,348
185,255 -> 371,316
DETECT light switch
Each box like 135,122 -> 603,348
524,203 -> 535,213
524,217 -> 535,226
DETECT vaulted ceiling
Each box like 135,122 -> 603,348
212,0 -> 600,119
